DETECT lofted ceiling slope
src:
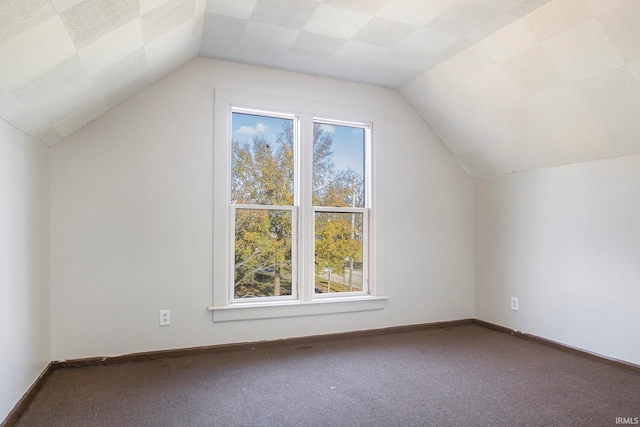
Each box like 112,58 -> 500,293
1,0 -> 551,148
1,0 -> 639,178
401,0 -> 640,177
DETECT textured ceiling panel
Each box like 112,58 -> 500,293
597,1 -> 640,63
541,19 -> 624,83
491,101 -> 542,141
628,60 -> 640,85
290,31 -> 346,55
550,121 -> 616,163
426,0 -> 502,38
200,13 -> 246,53
0,16 -> 76,89
499,45 -> 565,97
395,27 -> 459,57
506,0 -> 554,17
523,0 -> 593,41
480,20 -> 538,63
461,65 -> 522,114
303,4 -> 371,39
93,49 -> 149,107
465,12 -> 516,41
376,0 -> 452,26
60,0 -> 140,49
510,132 -> 568,169
145,16 -> 202,73
447,44 -> 494,80
51,0 -> 86,13
78,18 -> 144,75
573,67 -> 640,117
142,0 -> 196,43
470,0 -> 523,12
0,0 -> 56,44
324,0 -> 388,15
523,85 -> 591,131
140,0 -> 172,14
600,109 -> 640,156
244,21 -> 299,52
582,0 -> 633,17
352,17 -> 418,49
0,90 -> 50,135
251,0 -> 319,29
205,0 -> 257,19
10,54 -> 97,124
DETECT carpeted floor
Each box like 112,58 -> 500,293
14,325 -> 640,426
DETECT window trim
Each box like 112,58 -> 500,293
211,88 -> 387,321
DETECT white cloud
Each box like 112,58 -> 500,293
236,125 -> 255,135
320,124 -> 335,133
236,123 -> 268,135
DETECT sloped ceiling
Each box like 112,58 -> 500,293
0,0 -> 206,145
401,0 -> 640,177
1,0 -> 550,147
2,0 -> 639,178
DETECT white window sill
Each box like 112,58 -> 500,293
208,296 -> 389,322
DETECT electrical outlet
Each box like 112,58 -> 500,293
511,297 -> 519,311
160,309 -> 170,326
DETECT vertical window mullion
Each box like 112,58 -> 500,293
299,113 -> 314,301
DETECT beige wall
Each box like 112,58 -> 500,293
50,58 -> 475,360
476,154 -> 640,365
0,118 -> 50,422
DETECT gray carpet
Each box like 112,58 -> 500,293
14,325 -> 640,426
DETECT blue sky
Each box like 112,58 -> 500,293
232,112 -> 288,146
232,112 -> 364,175
321,123 -> 364,176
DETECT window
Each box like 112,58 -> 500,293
211,89 -> 387,320
229,110 -> 370,302
230,111 -> 297,300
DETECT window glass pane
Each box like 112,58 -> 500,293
234,209 -> 293,298
231,112 -> 294,205
314,212 -> 364,294
313,123 -> 364,208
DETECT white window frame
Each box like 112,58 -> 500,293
310,117 -> 371,299
210,88 -> 388,322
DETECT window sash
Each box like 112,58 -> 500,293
230,204 -> 298,303
230,108 -> 299,207
312,207 -> 369,298
312,119 -> 370,209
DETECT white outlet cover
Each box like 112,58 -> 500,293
160,309 -> 171,325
